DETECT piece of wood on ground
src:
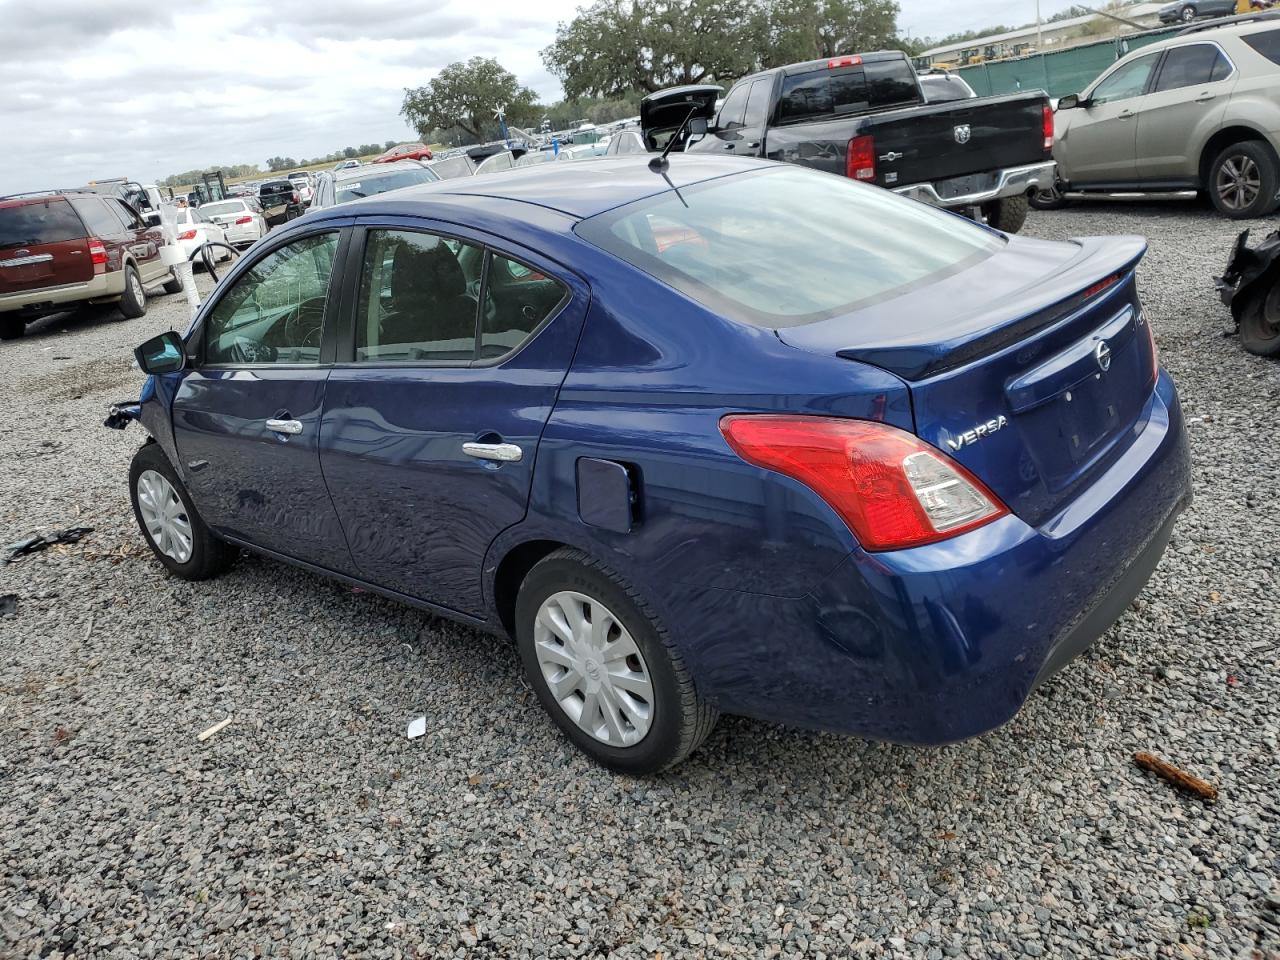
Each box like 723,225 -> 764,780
197,716 -> 233,743
1134,750 -> 1218,801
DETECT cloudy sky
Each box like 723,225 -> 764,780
1,0 -> 1079,195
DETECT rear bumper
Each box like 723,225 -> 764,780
672,371 -> 1191,744
892,161 -> 1057,209
0,272 -> 122,315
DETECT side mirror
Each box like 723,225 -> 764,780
688,117 -> 708,136
1057,94 -> 1081,110
144,212 -> 162,227
134,331 -> 187,375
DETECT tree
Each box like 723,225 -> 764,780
384,139 -> 399,150
357,143 -> 383,155
761,0 -> 903,66
401,57 -> 541,142
265,156 -> 297,172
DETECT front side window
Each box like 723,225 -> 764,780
108,199 -> 145,232
576,166 -> 1002,328
1090,54 -> 1158,104
744,78 -> 773,127
1153,44 -> 1232,91
355,230 -> 481,362
203,232 -> 338,364
716,82 -> 751,130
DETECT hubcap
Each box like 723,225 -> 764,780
533,590 -> 654,747
136,470 -> 193,563
1216,155 -> 1261,211
130,272 -> 144,304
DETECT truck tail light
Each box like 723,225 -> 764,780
827,55 -> 863,68
1042,103 -> 1054,151
87,238 -> 107,269
235,216 -> 253,224
846,135 -> 876,182
177,229 -> 197,240
719,415 -> 1008,552
292,192 -> 301,203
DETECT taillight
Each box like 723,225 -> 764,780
1042,103 -> 1054,151
177,229 -> 197,240
827,55 -> 863,68
1142,311 -> 1159,384
87,238 -> 107,267
720,415 -> 1008,552
846,135 -> 876,182
235,216 -> 253,224
292,192 -> 301,203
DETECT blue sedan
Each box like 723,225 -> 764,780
118,156 -> 1191,773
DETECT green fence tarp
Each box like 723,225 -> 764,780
956,27 -> 1181,98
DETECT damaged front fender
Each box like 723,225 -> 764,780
104,400 -> 142,430
1215,228 -> 1280,358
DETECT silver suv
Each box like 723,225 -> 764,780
1042,16 -> 1280,218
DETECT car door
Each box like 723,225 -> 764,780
1134,42 -> 1235,180
107,198 -> 166,283
704,81 -> 755,155
171,228 -> 356,572
318,222 -> 589,615
1062,52 -> 1161,184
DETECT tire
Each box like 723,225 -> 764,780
1238,275 -> 1280,357
129,442 -> 237,581
162,270 -> 184,295
1207,141 -> 1280,220
1180,4 -> 1196,20
983,194 -> 1029,233
118,264 -> 147,319
0,315 -> 25,340
515,548 -> 718,774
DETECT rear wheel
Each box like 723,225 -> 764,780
1179,4 -> 1196,20
0,315 -> 25,340
982,195 -> 1029,233
1208,141 -> 1280,220
515,548 -> 718,773
1238,275 -> 1280,357
118,265 -> 147,319
129,443 -> 237,580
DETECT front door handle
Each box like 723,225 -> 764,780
722,142 -> 735,150
1195,92 -> 1216,102
462,441 -> 523,463
1118,109 -> 1134,119
265,418 -> 303,435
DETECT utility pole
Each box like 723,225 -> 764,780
1036,0 -> 1044,50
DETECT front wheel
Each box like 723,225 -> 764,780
1208,141 -> 1280,220
1179,4 -> 1196,20
515,549 -> 718,773
129,443 -> 237,580
162,270 -> 184,295
1238,276 -> 1280,357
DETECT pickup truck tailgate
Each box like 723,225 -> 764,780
869,93 -> 1049,188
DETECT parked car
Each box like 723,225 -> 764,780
1159,0 -> 1236,23
1037,18 -> 1280,218
425,154 -> 476,180
286,172 -> 314,206
0,190 -> 182,339
373,142 -> 434,163
473,151 -> 517,175
192,198 -> 268,247
664,50 -> 1056,233
257,180 -> 305,228
333,159 -> 361,171
919,71 -> 979,102
115,155 -> 1190,772
168,207 -> 234,268
604,130 -> 649,156
309,159 -> 441,210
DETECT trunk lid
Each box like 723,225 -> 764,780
779,234 -> 1157,527
641,85 -> 722,148
0,198 -> 93,295
868,92 -> 1048,189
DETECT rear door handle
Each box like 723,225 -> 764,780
1195,92 -> 1216,102
745,141 -> 760,149
1118,110 -> 1134,119
463,441 -> 523,463
265,418 -> 303,435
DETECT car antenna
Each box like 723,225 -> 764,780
649,106 -> 697,173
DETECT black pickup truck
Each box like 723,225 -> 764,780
643,51 -> 1055,233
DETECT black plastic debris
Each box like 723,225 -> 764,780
0,594 -> 16,615
4,527 -> 94,564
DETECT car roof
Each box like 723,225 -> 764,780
334,160 -> 424,181
342,155 -> 766,219
1127,12 -> 1280,57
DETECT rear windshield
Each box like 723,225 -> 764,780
427,156 -> 474,180
335,167 -> 440,203
575,166 -> 1003,328
260,182 -> 292,194
200,201 -> 247,217
0,198 -> 86,249
778,59 -> 919,124
1242,28 -> 1280,65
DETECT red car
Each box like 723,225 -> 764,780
372,142 -> 434,164
0,191 -> 182,339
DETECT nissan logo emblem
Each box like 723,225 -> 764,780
1094,340 -> 1112,372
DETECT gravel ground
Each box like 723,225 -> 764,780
1,203 -> 1278,960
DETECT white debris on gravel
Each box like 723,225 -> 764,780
1,208 -> 1278,958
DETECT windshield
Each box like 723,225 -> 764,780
575,166 -> 1003,328
200,201 -> 246,217
335,167 -> 440,203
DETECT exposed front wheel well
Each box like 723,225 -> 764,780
1198,128 -> 1273,186
491,539 -> 570,638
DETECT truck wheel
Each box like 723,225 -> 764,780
1238,276 -> 1280,357
1208,141 -> 1280,220
162,270 -> 184,295
0,315 -> 25,340
118,265 -> 148,319
983,195 -> 1029,233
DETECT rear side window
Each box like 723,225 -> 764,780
778,71 -> 834,122
1153,43 -> 1232,91
479,253 -> 568,360
576,166 -> 1003,328
1242,28 -> 1280,65
0,199 -> 86,249
69,197 -> 124,238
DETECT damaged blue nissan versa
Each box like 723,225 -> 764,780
110,154 -> 1191,773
